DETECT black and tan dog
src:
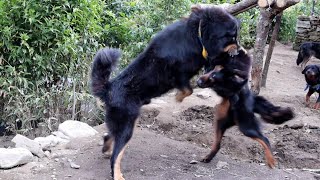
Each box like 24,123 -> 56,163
91,6 -> 239,180
197,48 -> 294,168
302,64 -> 320,109
296,42 -> 320,69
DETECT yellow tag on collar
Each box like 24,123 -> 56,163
202,47 -> 208,59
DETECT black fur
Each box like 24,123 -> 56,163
301,64 -> 320,108
90,6 -> 239,179
296,42 -> 320,68
197,49 -> 294,167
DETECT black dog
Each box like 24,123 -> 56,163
197,49 -> 294,168
90,6 -> 239,179
296,42 -> 320,69
302,64 -> 320,109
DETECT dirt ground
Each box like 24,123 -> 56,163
1,43 -> 320,180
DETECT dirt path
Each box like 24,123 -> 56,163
1,43 -> 319,180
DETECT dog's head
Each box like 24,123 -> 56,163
190,6 -> 239,60
197,67 -> 247,97
302,65 -> 320,84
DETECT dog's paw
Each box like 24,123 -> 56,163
200,156 -> 212,163
313,103 -> 320,110
266,157 -> 276,169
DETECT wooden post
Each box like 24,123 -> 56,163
251,0 -> 300,94
251,9 -> 274,94
261,12 -> 283,87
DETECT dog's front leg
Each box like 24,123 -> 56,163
201,98 -> 234,163
306,89 -> 315,107
313,96 -> 320,109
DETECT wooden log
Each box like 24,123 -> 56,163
261,12 -> 283,87
251,9 -> 274,94
191,0 -> 258,16
276,0 -> 300,8
258,0 -> 275,8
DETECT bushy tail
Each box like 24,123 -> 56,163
90,48 -> 121,100
254,96 -> 294,124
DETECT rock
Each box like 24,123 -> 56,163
195,89 -> 212,99
0,148 -> 33,169
44,151 -> 51,158
51,131 -> 70,140
296,20 -> 311,29
34,135 -> 69,150
216,161 -> 229,169
12,134 -> 45,158
189,160 -> 198,164
58,120 -> 98,139
70,162 -> 80,169
160,155 -> 168,158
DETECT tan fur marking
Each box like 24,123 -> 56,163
253,138 -> 276,168
176,88 -> 193,102
114,147 -> 126,180
217,98 -> 230,120
223,44 -> 238,53
213,65 -> 224,72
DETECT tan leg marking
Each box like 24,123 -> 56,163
216,98 -> 230,119
253,138 -> 276,168
114,146 -> 126,180
176,88 -> 193,102
313,102 -> 320,109
306,95 -> 311,107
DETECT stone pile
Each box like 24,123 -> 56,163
0,120 -> 98,169
294,15 -> 320,50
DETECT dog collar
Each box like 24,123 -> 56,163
198,20 -> 208,60
305,83 -> 320,91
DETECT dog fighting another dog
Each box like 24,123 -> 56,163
90,5 -> 295,180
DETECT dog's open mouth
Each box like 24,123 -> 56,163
224,44 -> 239,57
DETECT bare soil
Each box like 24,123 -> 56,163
1,43 -> 319,180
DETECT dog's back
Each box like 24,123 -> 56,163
296,42 -> 320,67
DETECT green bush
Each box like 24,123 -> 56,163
0,0 -> 108,135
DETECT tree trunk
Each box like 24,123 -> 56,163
261,12 -> 283,87
251,9 -> 274,94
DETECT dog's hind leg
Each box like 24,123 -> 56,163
238,120 -> 275,168
110,119 -> 136,180
102,133 -> 114,157
201,98 -> 234,163
108,107 -> 138,180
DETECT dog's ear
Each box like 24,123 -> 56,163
302,65 -> 311,74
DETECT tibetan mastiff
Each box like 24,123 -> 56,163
90,6 -> 239,179
296,42 -> 320,69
